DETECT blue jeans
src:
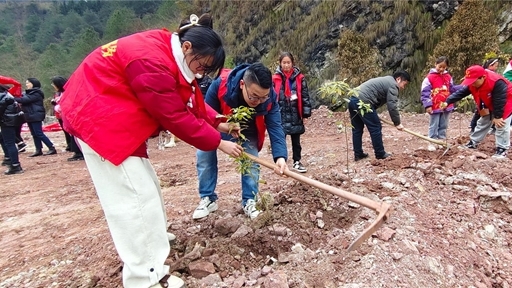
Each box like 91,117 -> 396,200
348,97 -> 385,158
428,112 -> 450,139
27,121 -> 54,150
0,126 -> 19,164
196,135 -> 260,207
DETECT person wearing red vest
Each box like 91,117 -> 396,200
444,65 -> 512,158
272,52 -> 312,173
59,14 -> 243,288
420,56 -> 461,144
193,63 -> 289,220
469,58 -> 500,134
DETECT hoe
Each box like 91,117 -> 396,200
380,118 -> 450,156
245,153 -> 392,252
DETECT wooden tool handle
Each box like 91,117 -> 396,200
379,118 -> 447,147
246,153 -> 383,211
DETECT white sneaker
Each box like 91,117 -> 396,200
192,197 -> 218,219
167,233 -> 176,245
149,275 -> 185,288
243,199 -> 261,219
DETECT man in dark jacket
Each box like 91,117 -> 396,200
194,63 -> 289,220
0,84 -> 24,174
349,71 -> 410,161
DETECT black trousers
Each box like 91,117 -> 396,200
288,133 -> 302,162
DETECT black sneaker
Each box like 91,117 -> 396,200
465,140 -> 477,149
293,161 -> 307,173
354,153 -> 369,161
67,154 -> 84,161
45,147 -> 57,155
17,142 -> 27,153
492,147 -> 507,159
376,152 -> 392,160
1,158 -> 11,166
4,164 -> 23,175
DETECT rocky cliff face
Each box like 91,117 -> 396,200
207,0 -> 511,108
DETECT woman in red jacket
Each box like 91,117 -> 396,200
60,14 -> 242,288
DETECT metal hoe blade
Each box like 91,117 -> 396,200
245,153 -> 393,252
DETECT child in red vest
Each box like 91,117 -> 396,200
420,56 -> 461,142
272,52 -> 311,173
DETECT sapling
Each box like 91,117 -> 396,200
220,106 -> 258,176
318,80 -> 372,172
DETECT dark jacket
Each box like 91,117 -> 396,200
205,64 -> 287,161
0,92 -> 24,127
15,88 -> 46,122
357,75 -> 401,125
273,67 -> 312,135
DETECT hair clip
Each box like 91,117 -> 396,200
179,14 -> 201,31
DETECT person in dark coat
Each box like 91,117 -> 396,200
349,71 -> 410,161
0,84 -> 24,174
15,78 -> 56,157
51,76 -> 84,161
272,52 -> 312,173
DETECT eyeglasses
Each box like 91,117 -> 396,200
195,58 -> 215,75
244,84 -> 269,103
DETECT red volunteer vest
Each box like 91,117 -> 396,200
61,30 -> 218,165
470,71 -> 512,118
427,73 -> 453,110
272,73 -> 304,118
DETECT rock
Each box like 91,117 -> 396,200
199,273 -> 222,286
317,219 -> 325,229
271,224 -> 288,236
231,224 -> 253,239
480,225 -> 496,239
443,176 -> 455,185
381,182 -> 394,189
451,159 -> 465,168
202,248 -> 215,257
263,271 -> 289,288
425,256 -> 444,275
233,276 -> 246,288
261,265 -> 272,276
452,185 -> 470,192
214,217 -> 243,236
348,202 -> 361,208
316,210 -> 323,219
291,243 -> 305,253
189,261 -> 216,279
277,252 -> 291,263
400,239 -> 420,254
375,227 -> 396,241
474,151 -> 489,159
391,252 -> 403,260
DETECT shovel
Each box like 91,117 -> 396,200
245,153 -> 392,252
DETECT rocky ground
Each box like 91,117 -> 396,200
1,106 -> 511,288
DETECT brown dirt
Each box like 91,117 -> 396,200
1,107 -> 511,288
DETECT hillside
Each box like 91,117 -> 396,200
1,0 -> 512,111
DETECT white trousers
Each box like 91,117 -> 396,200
78,139 -> 170,288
